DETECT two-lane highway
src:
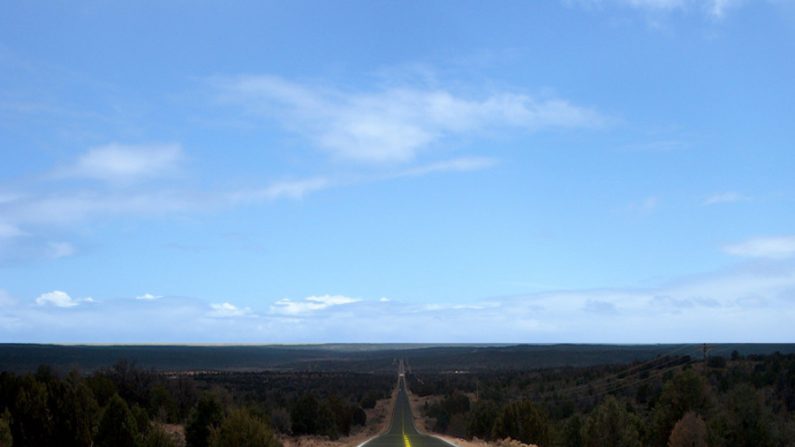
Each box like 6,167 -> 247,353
363,376 -> 453,447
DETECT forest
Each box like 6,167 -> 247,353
1,346 -> 794,446
413,350 -> 795,446
0,361 -> 394,447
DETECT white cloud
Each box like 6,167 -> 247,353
208,302 -> 254,318
395,157 -> 498,178
216,75 -> 605,164
2,161 -> 486,232
136,293 -> 161,301
6,190 -> 204,227
36,290 -> 79,308
629,196 -> 658,214
230,178 -> 331,203
703,191 -> 748,205
724,236 -> 795,259
48,241 -> 75,259
270,294 -> 362,315
3,261 -> 795,342
0,290 -> 15,306
705,0 -> 742,18
641,196 -> 658,211
571,0 -> 743,17
0,222 -> 25,239
0,192 -> 23,205
61,143 -> 183,184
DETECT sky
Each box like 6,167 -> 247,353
1,0 -> 794,343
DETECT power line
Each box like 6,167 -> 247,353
532,344 -> 698,400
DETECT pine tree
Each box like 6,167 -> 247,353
94,394 -> 139,447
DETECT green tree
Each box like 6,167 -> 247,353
95,394 -> 139,447
85,375 -> 117,407
142,424 -> 180,447
667,412 -> 707,447
466,400 -> 498,440
10,376 -> 52,447
0,409 -> 13,447
290,394 -> 338,439
491,400 -> 549,446
582,396 -> 641,447
49,371 -> 99,447
360,392 -> 379,410
563,415 -> 583,447
351,406 -> 367,427
269,408 -> 291,434
721,384 -> 773,447
209,408 -> 281,447
186,395 -> 224,447
652,370 -> 711,447
326,395 -> 352,437
132,404 -> 152,438
150,384 -> 179,423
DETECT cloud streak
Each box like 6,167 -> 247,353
703,191 -> 749,206
57,143 -> 183,184
4,261 -> 794,342
216,75 -> 605,164
724,236 -> 795,259
569,0 -> 743,18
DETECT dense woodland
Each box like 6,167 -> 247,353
0,362 -> 393,447
1,349 -> 794,446
3,344 -> 794,373
412,351 -> 795,446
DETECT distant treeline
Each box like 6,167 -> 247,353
412,350 -> 795,446
0,361 -> 394,446
2,343 -> 794,373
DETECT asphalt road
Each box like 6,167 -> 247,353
362,377 -> 452,447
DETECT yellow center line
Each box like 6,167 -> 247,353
401,408 -> 412,447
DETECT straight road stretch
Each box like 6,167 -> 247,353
362,375 -> 453,447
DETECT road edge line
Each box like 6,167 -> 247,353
429,435 -> 461,447
356,435 -> 378,447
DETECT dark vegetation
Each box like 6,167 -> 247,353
412,349 -> 795,446
0,361 -> 393,446
1,344 -> 794,446
2,343 -> 794,373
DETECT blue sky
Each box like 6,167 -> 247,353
1,0 -> 794,343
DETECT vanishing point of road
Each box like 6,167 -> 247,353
362,364 -> 452,447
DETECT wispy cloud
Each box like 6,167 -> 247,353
629,196 -> 659,214
1,256 -> 792,343
394,157 -> 498,178
1,142 -> 496,258
229,177 -> 331,203
135,293 -> 161,301
0,290 -> 15,307
270,294 -> 362,316
0,222 -> 25,239
215,75 -> 605,164
208,302 -> 255,318
703,191 -> 749,206
569,0 -> 744,18
48,241 -> 75,259
724,236 -> 795,259
5,190 -> 203,227
55,143 -> 183,184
